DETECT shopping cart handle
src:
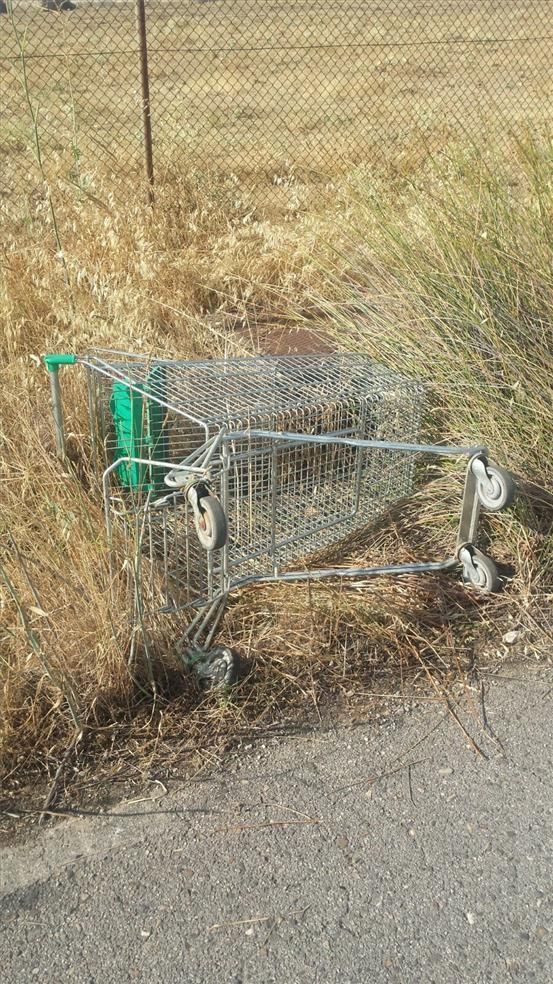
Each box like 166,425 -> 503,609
43,354 -> 77,458
44,353 -> 77,371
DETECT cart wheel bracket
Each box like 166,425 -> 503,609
459,544 -> 479,580
186,480 -> 211,516
187,484 -> 228,550
458,544 -> 501,593
470,456 -> 516,512
187,481 -> 212,532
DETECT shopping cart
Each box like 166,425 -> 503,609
44,351 -> 516,686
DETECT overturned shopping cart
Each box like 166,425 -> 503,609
45,351 -> 516,686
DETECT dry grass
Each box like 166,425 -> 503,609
1,2 -> 552,814
2,133 -> 552,817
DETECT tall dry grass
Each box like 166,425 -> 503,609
1,134 -> 552,803
0,156 -> 340,792
299,136 -> 553,594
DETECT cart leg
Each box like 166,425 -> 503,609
176,593 -> 240,689
456,456 -> 483,551
455,454 -> 515,594
48,365 -> 67,459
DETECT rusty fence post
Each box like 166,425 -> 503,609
136,0 -> 154,204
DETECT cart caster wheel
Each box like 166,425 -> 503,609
460,547 -> 501,594
195,647 -> 240,690
472,460 -> 516,512
194,496 -> 228,551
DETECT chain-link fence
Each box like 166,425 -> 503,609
1,1 -> 551,205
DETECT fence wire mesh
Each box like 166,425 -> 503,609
1,1 -> 551,204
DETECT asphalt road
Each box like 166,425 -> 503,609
1,666 -> 552,983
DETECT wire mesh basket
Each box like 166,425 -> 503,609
45,350 -> 516,686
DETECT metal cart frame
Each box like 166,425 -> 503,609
44,351 -> 516,686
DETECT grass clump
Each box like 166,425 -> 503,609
308,138 -> 553,482
297,135 -> 553,619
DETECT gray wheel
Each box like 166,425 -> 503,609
462,549 -> 501,593
196,647 -> 240,690
194,496 -> 227,551
475,462 -> 516,512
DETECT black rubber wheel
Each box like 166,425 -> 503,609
474,462 -> 516,512
194,496 -> 228,551
462,549 -> 501,594
196,647 -> 240,690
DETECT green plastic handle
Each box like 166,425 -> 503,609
44,353 -> 77,372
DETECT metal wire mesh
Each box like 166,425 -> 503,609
84,351 -> 424,430
85,352 -> 424,612
1,1 -> 551,204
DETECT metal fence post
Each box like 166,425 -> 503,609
135,0 -> 154,204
